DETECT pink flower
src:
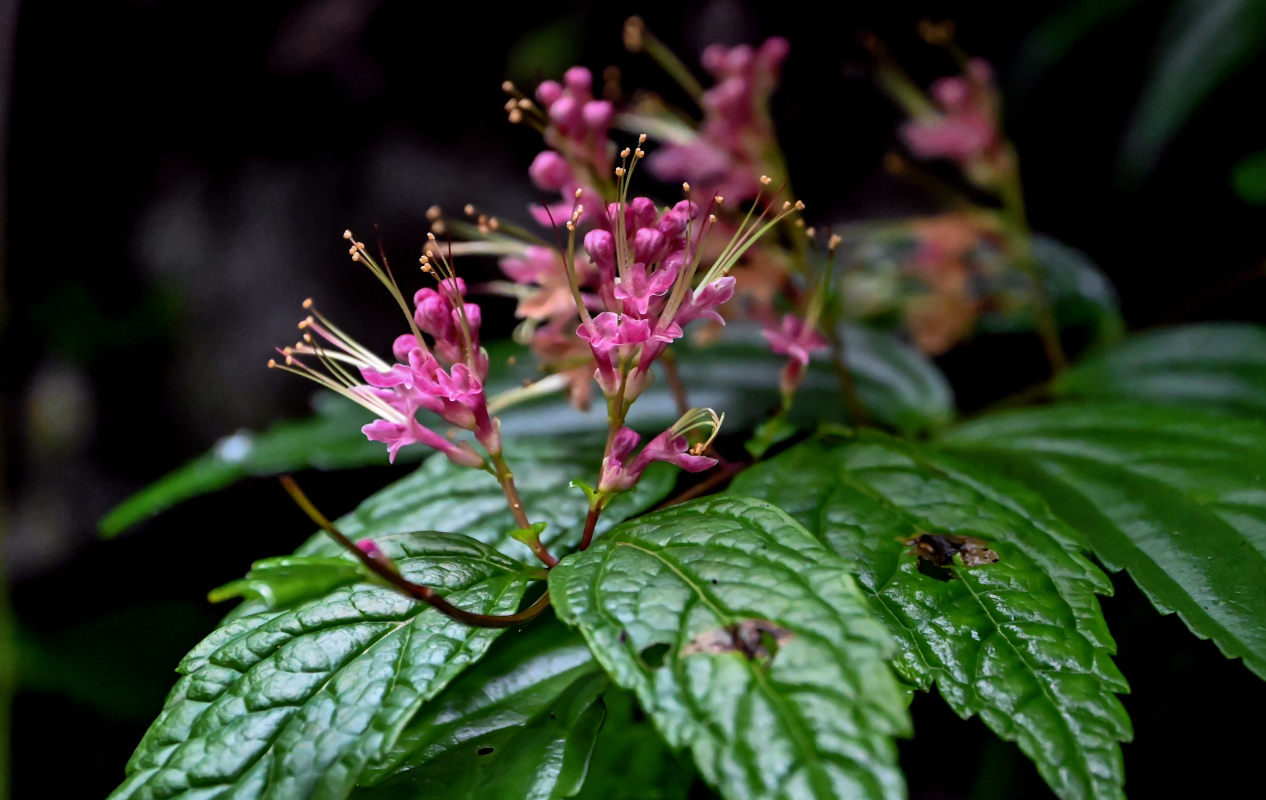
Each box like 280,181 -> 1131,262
614,261 -> 678,316
762,313 -> 828,366
528,150 -> 574,192
675,276 -> 736,326
577,312 -> 652,352
596,409 -> 723,493
649,37 -> 790,202
273,234 -> 499,467
362,418 -> 483,467
898,58 -> 1001,171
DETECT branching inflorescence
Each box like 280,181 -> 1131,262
269,28 -> 815,626
266,19 -> 1058,630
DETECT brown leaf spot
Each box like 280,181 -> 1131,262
682,619 -> 794,661
904,533 -> 1000,567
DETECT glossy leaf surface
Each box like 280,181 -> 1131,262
733,434 -> 1130,800
294,438 -> 675,564
110,533 -> 534,800
550,496 -> 910,800
357,617 -> 599,787
1054,323 -> 1266,417
943,402 -> 1266,680
207,556 -> 364,607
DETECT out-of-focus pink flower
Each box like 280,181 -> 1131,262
649,37 -> 790,202
762,313 -> 828,366
898,58 -> 1007,184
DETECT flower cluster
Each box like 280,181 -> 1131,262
275,30 -> 808,517
649,37 -> 790,203
269,234 -> 494,468
890,56 -> 1014,190
510,66 -> 616,227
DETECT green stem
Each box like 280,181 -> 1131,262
626,17 -> 705,107
489,450 -> 557,567
998,165 -> 1067,373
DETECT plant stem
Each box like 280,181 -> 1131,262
281,476 -> 551,628
825,324 -> 869,426
488,449 -> 558,567
626,17 -> 705,107
998,168 -> 1067,373
578,505 -> 602,551
489,450 -> 531,529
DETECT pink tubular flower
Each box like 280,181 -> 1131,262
597,409 -> 723,493
269,231 -> 499,468
897,58 -> 1010,186
763,313 -> 828,398
649,37 -> 790,203
762,313 -> 829,367
525,65 -> 616,227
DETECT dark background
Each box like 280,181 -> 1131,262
3,1 -> 1265,797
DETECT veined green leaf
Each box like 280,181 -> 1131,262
110,533 -> 535,800
357,616 -> 599,786
978,235 -> 1123,346
207,556 -> 365,607
732,434 -> 1130,800
943,402 -> 1266,680
294,437 -> 675,565
101,327 -> 953,536
1054,323 -> 1266,417
549,496 -> 910,800
357,616 -> 693,800
354,669 -> 607,800
573,688 -> 696,800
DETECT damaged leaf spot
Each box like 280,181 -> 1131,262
476,746 -> 495,756
640,642 -> 672,669
682,619 -> 794,661
904,533 -> 999,568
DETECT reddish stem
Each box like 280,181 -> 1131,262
578,505 -> 602,551
281,476 -> 551,628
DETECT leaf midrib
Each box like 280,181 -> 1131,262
609,537 -> 841,800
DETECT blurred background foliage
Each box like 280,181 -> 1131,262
2,0 -> 1265,797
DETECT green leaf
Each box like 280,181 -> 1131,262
942,402 -> 1266,680
295,437 -> 676,564
1118,0 -> 1266,182
1054,323 -> 1266,417
978,234 -> 1123,346
101,327 -> 953,535
661,323 -> 954,437
549,496 -> 910,800
356,616 -> 599,786
354,669 -> 607,800
733,434 -> 1130,800
573,689 -> 696,800
99,394 -> 387,536
1232,149 -> 1266,205
110,533 -> 535,800
357,616 -> 692,800
207,556 -> 365,607
1033,235 -> 1124,344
